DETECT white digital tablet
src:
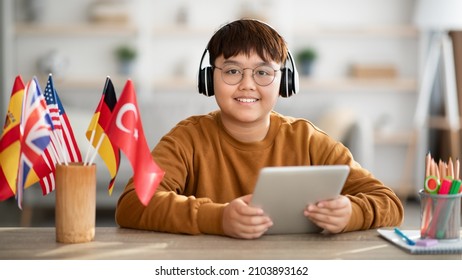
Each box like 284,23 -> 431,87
250,165 -> 350,234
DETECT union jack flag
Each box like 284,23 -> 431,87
17,77 -> 53,208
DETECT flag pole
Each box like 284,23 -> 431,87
88,133 -> 106,166
51,130 -> 68,165
83,130 -> 96,166
48,139 -> 62,166
84,76 -> 111,166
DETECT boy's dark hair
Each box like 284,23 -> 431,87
206,19 -> 288,66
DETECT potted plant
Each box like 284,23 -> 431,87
115,45 -> 137,75
296,48 -> 317,76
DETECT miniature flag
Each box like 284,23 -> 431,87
45,74 -> 82,163
86,77 -> 120,194
32,74 -> 83,195
106,80 -> 164,205
16,77 -> 53,208
33,75 -> 61,195
0,76 -> 25,200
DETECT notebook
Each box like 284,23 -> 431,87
378,228 -> 462,254
250,165 -> 350,234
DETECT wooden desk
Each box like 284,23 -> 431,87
0,227 -> 460,260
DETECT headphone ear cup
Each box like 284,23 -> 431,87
198,68 -> 206,94
198,66 -> 214,96
286,68 -> 294,97
279,68 -> 293,98
279,68 -> 287,97
205,67 -> 214,96
279,50 -> 299,98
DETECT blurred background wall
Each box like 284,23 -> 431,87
3,0 -> 454,225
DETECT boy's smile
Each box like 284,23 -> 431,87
235,97 -> 259,103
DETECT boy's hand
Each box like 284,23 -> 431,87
303,195 -> 352,234
222,194 -> 273,239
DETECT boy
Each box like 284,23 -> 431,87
115,19 -> 403,239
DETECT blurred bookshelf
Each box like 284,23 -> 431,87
15,22 -> 138,36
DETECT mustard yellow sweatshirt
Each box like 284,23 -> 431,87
115,110 -> 403,235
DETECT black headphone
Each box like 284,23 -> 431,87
197,26 -> 299,98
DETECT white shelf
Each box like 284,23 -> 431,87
153,77 -> 196,92
50,75 -> 131,91
374,130 -> 414,145
293,25 -> 419,39
32,76 -> 417,93
150,77 -> 417,93
153,24 -> 419,39
299,77 -> 416,92
153,25 -> 214,37
15,23 -> 138,37
427,116 -> 461,130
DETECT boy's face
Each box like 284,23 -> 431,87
213,51 -> 281,129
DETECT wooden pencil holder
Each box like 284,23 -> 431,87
55,163 -> 96,243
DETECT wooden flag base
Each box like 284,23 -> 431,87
55,163 -> 96,243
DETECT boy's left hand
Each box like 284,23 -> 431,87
303,195 -> 352,234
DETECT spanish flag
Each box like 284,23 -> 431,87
0,76 -> 40,200
0,76 -> 25,200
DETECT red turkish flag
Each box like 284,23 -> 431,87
106,80 -> 164,206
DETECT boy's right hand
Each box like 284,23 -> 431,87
222,194 -> 273,239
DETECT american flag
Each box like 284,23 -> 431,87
44,75 -> 82,163
17,77 -> 53,208
44,77 -> 61,130
35,76 -> 61,194
33,75 -> 83,195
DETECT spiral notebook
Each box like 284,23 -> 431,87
378,229 -> 462,254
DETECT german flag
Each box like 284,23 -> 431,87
85,77 -> 120,194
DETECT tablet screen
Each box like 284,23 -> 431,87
250,165 -> 350,234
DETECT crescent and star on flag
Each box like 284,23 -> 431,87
115,103 -> 138,140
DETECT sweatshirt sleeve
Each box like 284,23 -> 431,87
115,180 -> 226,235
318,140 -> 404,232
115,127 -> 227,235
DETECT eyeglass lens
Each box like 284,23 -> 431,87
216,65 -> 277,86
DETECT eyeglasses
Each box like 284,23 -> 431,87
214,64 -> 279,86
